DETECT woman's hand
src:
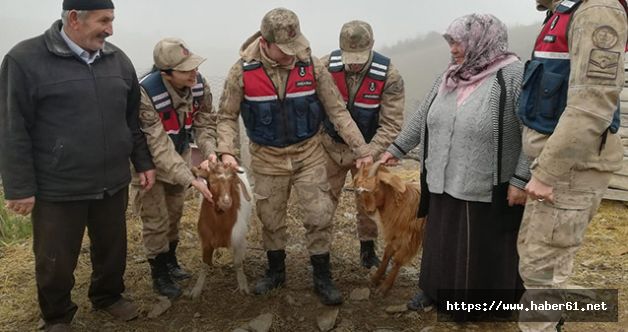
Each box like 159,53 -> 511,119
379,151 -> 400,166
507,185 -> 527,206
191,178 -> 213,203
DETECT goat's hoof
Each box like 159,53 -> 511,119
376,285 -> 391,297
231,284 -> 250,295
188,289 -> 202,300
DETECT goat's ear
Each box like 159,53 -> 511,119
192,166 -> 209,179
237,176 -> 252,202
378,170 -> 406,193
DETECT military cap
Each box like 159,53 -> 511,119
339,20 -> 374,64
153,38 -> 206,71
260,8 -> 310,56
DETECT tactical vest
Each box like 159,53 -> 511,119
518,0 -> 627,135
240,59 -> 323,147
140,71 -> 204,154
323,50 -> 390,143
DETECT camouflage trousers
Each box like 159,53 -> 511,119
252,161 -> 335,255
131,180 -> 186,259
325,151 -> 378,241
517,168 -> 612,332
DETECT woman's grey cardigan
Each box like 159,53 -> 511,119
388,61 -> 531,190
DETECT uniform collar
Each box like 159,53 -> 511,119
163,77 -> 193,110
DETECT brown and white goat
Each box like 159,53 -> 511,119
189,162 -> 252,298
352,161 -> 426,295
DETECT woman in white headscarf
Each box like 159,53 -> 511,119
380,13 -> 530,320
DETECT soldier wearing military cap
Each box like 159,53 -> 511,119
214,7 -> 373,305
0,0 -> 155,330
132,38 -> 216,299
517,0 -> 627,331
321,20 -> 405,269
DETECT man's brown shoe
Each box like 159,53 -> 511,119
101,298 -> 139,321
45,323 -> 71,332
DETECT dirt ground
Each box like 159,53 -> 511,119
0,160 -> 626,332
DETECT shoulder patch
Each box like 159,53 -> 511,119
592,26 -> 619,50
586,49 -> 620,80
242,60 -> 262,71
555,0 -> 582,13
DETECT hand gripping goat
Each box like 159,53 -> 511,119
188,162 -> 253,299
350,161 -> 426,296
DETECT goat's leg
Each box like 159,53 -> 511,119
377,258 -> 402,296
188,262 -> 209,300
232,241 -> 250,294
371,245 -> 393,286
202,244 -> 214,267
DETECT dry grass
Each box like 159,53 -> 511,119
0,193 -> 31,247
0,160 -> 626,331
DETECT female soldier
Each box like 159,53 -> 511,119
133,38 -> 216,299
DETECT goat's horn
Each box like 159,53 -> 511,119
367,160 -> 384,177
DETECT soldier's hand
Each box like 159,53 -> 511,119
507,185 -> 527,206
207,153 -> 218,163
221,154 -> 239,169
379,151 -> 399,166
191,178 -> 213,204
6,196 -> 35,216
525,176 -> 554,204
355,155 -> 373,169
199,159 -> 213,171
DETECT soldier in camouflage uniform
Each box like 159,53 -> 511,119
131,38 -> 216,299
321,20 -> 404,269
517,0 -> 627,330
215,8 -> 373,305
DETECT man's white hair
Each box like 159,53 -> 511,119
61,10 -> 89,25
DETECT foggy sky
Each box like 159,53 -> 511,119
0,0 -> 541,76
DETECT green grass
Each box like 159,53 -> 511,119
0,191 -> 32,246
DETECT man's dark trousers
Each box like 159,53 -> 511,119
32,187 -> 129,325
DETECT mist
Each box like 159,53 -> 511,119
1,1 -> 541,73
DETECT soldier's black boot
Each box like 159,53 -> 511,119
254,250 -> 286,295
311,253 -> 343,305
360,240 -> 381,268
166,240 -> 191,281
149,253 -> 182,299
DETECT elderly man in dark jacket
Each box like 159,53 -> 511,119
0,0 -> 155,331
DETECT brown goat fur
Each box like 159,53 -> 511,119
352,162 -> 426,295
190,162 -> 252,296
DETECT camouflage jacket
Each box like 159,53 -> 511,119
524,0 -> 627,185
320,53 -> 404,166
215,32 -> 370,175
133,75 -> 216,187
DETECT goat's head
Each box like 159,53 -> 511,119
193,161 -> 238,212
352,161 -> 407,214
